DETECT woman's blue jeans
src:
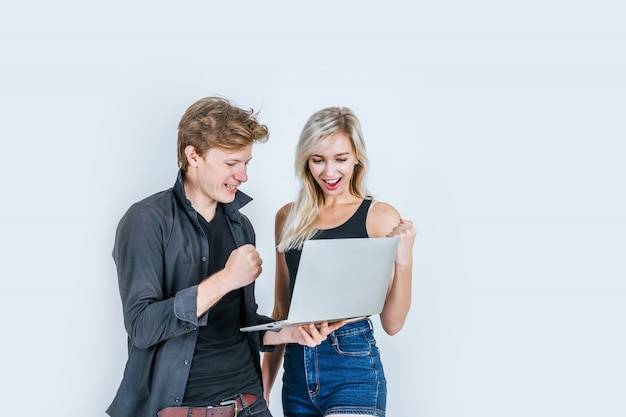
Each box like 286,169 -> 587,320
282,318 -> 387,417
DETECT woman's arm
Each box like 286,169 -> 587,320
261,204 -> 294,402
367,201 -> 417,335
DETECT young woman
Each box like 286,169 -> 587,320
262,107 -> 416,417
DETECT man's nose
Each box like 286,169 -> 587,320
234,165 -> 248,183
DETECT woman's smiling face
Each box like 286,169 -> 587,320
307,131 -> 358,196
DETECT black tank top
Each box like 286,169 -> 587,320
284,198 -> 372,297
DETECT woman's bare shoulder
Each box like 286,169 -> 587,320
276,202 -> 294,219
275,202 -> 295,229
367,200 -> 401,237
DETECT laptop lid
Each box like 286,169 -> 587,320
240,237 -> 399,332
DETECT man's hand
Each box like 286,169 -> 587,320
197,244 -> 263,316
222,244 -> 263,291
263,320 -> 347,347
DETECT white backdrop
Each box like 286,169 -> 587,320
1,1 -> 625,416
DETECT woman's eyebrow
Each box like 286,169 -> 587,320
310,152 -> 351,158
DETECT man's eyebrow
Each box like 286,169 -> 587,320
225,156 -> 253,163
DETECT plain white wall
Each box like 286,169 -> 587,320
1,1 -> 625,416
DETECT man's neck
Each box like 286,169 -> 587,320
183,180 -> 218,222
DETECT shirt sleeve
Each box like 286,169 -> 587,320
113,202 -> 206,350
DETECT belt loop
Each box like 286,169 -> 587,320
329,331 -> 338,345
367,317 -> 373,331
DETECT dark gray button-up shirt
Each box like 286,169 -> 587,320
107,171 -> 273,417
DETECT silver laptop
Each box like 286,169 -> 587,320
240,237 -> 399,332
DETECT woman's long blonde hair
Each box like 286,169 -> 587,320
277,107 -> 371,252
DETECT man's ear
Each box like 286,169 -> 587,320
184,145 -> 199,168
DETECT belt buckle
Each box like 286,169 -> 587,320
218,399 -> 238,416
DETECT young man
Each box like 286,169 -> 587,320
107,96 -> 343,417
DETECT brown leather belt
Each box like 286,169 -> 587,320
157,394 -> 260,417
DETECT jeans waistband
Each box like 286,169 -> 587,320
331,317 -> 373,336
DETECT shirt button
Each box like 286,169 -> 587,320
175,397 -> 180,403
201,256 -> 207,262
184,360 -> 190,365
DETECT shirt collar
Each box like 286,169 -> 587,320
172,169 -> 253,220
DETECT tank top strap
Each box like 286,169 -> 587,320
355,197 -> 373,219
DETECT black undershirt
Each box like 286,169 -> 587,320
183,205 -> 262,405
